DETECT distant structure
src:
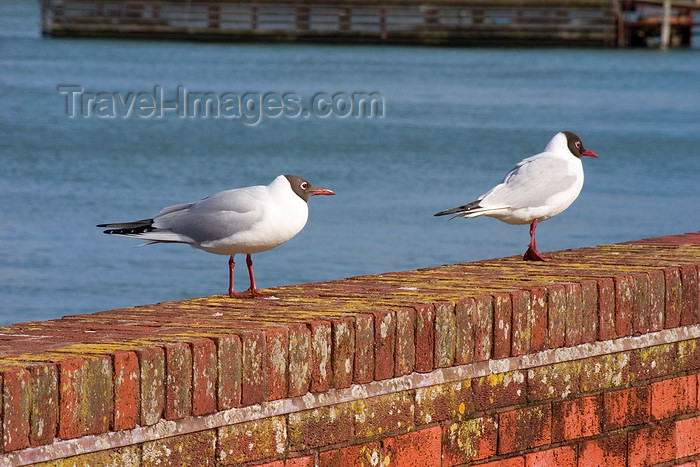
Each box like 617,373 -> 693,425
40,0 -> 697,47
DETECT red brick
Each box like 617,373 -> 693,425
498,405 -> 551,454
241,331 -> 266,405
192,339 -> 217,415
373,310 -> 396,380
288,404 -> 354,450
564,283 -> 583,347
332,317 -> 355,389
631,273 -> 651,335
434,301 -> 456,367
113,351 -> 139,431
525,445 -> 576,467
454,298 -> 475,365
2,367 -> 30,451
528,361 -> 581,402
474,295 -> 494,361
414,303 -> 435,373
479,459 -> 525,467
395,307 -> 416,376
510,290 -> 530,356
597,277 -> 616,340
143,430 -> 215,466
680,264 -> 699,325
27,364 -> 58,447
136,346 -> 165,425
628,422 -> 675,467
384,426 -> 441,466
529,286 -> 548,352
648,269 -> 665,332
353,314 -> 375,383
215,335 -> 242,409
651,375 -> 697,420
442,417 -> 497,465
676,415 -> 700,458
285,456 -> 315,467
310,321 -> 332,391
614,275 -> 633,337
492,293 -> 512,359
85,356 -> 113,436
664,267 -> 683,328
257,462 -> 284,467
354,392 -> 414,439
578,433 -> 627,467
553,395 -> 602,442
473,371 -> 526,411
57,358 -> 86,439
218,417 -> 286,464
415,380 -> 472,425
547,284 -> 566,348
580,279 -> 599,343
165,342 -> 192,420
319,442 -> 381,467
629,343 -> 677,382
265,327 -> 289,401
603,386 -> 650,431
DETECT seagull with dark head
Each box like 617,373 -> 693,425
98,174 -> 334,297
435,131 -> 598,261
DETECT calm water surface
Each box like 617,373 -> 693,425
1,0 -> 699,324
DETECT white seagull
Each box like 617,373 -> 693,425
98,174 -> 334,297
435,131 -> 598,261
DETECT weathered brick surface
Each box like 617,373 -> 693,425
603,386 -> 650,431
443,416 -> 498,465
113,351 -> 139,431
216,335 -> 242,409
578,433 -> 627,467
0,233 -> 699,465
319,441 -> 380,467
354,391 -> 414,440
218,417 -> 286,465
552,395 -> 602,441
264,328 -> 289,401
2,367 -> 30,451
384,426 -> 442,466
136,346 -> 165,426
164,341 -> 192,420
473,371 -> 526,411
498,405 -> 552,454
143,430 -> 216,466
192,339 -> 218,415
288,404 -> 354,451
27,363 -> 58,447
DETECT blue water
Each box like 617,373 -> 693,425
1,0 -> 699,325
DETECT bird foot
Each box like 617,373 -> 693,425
228,292 -> 246,298
248,288 -> 266,297
523,247 -> 547,262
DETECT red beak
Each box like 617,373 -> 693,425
311,188 -> 335,196
582,150 -> 599,158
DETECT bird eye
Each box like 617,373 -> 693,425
301,182 -> 308,189
575,141 -> 582,149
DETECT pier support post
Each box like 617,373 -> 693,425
660,0 -> 671,49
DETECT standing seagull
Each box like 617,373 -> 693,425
98,175 -> 334,297
435,131 -> 598,261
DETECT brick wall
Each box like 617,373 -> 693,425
0,232 -> 699,466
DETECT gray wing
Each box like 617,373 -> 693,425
153,186 -> 267,244
479,155 -> 577,210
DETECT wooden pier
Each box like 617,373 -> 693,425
40,0 -> 697,46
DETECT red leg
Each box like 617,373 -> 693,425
246,254 -> 265,296
228,255 -> 244,298
523,218 -> 547,261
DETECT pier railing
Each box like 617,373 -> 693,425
40,0 -> 619,46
